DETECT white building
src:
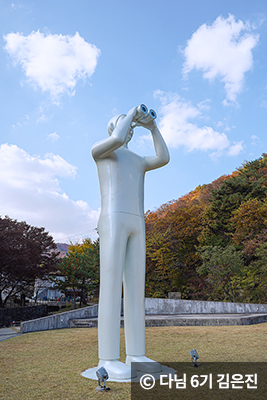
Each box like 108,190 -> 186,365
33,275 -> 65,300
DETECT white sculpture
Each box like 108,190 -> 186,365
91,104 -> 170,380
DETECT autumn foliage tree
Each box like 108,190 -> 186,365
145,183 -> 216,299
241,243 -> 267,303
231,198 -> 267,258
0,216 -> 58,308
201,155 -> 267,247
145,153 -> 267,303
52,238 -> 99,308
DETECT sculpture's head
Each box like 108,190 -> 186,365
107,114 -> 133,144
107,114 -> 126,136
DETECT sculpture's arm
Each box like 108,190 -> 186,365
144,123 -> 170,171
91,108 -> 137,160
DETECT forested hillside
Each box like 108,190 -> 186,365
145,153 -> 267,303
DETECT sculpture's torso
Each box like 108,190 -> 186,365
96,147 -> 146,220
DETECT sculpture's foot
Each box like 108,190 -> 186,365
98,359 -> 137,380
126,355 -> 162,372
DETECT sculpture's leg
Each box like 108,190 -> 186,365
123,217 -> 146,357
123,216 -> 162,373
98,216 -> 136,379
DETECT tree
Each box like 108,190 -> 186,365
144,153 -> 267,302
70,238 -> 100,302
197,246 -> 244,302
230,198 -> 267,261
201,154 -> 267,247
0,216 -> 58,308
145,189 -> 209,299
239,243 -> 267,303
52,238 -> 99,308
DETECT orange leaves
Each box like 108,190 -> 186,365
231,198 -> 267,248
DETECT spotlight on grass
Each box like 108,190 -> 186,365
190,348 -> 200,367
96,366 -> 110,392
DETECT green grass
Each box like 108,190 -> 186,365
1,324 -> 267,399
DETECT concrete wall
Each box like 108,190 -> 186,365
21,304 -> 98,333
20,299 -> 267,334
144,298 -> 267,315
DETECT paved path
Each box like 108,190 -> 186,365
0,327 -> 21,342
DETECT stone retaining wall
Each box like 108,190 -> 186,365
20,299 -> 267,334
21,304 -> 98,333
145,298 -> 267,315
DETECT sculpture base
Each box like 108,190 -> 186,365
81,364 -> 176,383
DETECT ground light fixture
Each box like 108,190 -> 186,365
190,349 -> 200,367
96,366 -> 110,391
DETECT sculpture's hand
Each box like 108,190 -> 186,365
137,118 -> 157,131
132,107 -> 157,131
126,106 -> 138,122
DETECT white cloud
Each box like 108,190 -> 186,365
197,99 -> 211,112
251,134 -> 259,141
48,132 -> 60,142
0,144 -> 99,242
227,141 -> 244,156
251,134 -> 261,146
11,3 -> 20,9
3,31 -> 101,101
183,14 -> 259,105
154,90 -> 230,153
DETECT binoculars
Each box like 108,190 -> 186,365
132,104 -> 157,128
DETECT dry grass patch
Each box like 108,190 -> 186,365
1,324 -> 267,399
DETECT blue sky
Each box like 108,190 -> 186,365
1,0 -> 267,243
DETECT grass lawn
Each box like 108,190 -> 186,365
1,324 -> 267,399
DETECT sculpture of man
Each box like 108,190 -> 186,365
91,105 -> 170,380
